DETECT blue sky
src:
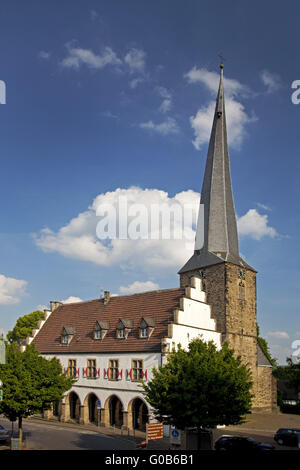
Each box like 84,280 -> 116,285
0,0 -> 299,364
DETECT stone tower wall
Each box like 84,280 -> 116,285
180,262 -> 276,412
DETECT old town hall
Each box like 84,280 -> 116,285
26,63 -> 277,430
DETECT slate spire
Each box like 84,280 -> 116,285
179,64 -> 255,273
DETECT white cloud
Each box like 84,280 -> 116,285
185,67 -> 248,98
124,48 -> 146,73
61,296 -> 83,304
260,69 -> 282,93
61,43 -> 122,70
34,188 -> 279,276
90,10 -> 98,21
129,78 -> 145,89
119,280 -> 159,294
156,86 -> 172,113
100,110 -> 118,119
34,187 -> 199,276
190,98 -> 256,150
237,209 -> 277,240
185,67 -> 256,150
139,117 -> 179,135
0,274 -> 27,305
267,331 -> 290,339
38,51 -> 51,60
256,202 -> 272,211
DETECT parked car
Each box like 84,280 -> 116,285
215,435 -> 275,451
0,425 -> 10,443
274,428 -> 300,447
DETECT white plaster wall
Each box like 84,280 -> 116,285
44,351 -> 161,409
175,300 -> 216,330
168,324 -> 221,351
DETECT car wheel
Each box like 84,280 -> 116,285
277,439 -> 283,445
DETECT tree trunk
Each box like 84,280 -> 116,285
18,416 -> 22,442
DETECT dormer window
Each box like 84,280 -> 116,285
116,319 -> 133,339
61,326 -> 76,345
94,320 -> 109,340
139,317 -> 156,339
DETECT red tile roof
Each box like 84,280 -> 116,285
33,288 -> 185,354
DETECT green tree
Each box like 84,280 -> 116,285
273,358 -> 300,392
7,310 -> 45,344
142,338 -> 253,434
257,324 -> 277,367
0,343 -> 75,440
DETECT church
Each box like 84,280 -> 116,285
23,63 -> 277,430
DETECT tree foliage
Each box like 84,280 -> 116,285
7,310 -> 45,344
0,343 -> 75,426
273,357 -> 300,392
142,338 -> 253,430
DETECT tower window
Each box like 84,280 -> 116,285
238,282 -> 245,300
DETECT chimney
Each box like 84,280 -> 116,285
50,301 -> 63,312
103,291 -> 110,305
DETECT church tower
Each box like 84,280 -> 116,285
179,63 -> 277,412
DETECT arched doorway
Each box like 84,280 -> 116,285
88,394 -> 98,424
108,396 -> 123,427
132,398 -> 148,430
69,392 -> 80,422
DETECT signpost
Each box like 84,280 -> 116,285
146,422 -> 163,445
170,427 -> 181,446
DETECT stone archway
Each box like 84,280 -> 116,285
128,397 -> 149,431
105,395 -> 124,428
83,393 -> 99,424
67,391 -> 81,422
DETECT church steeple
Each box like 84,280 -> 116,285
179,64 -> 254,274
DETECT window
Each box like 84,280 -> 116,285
87,359 -> 96,378
95,328 -> 101,340
140,327 -> 147,338
109,359 -> 119,380
131,359 -> 143,381
238,283 -> 245,300
62,334 -> 69,345
68,359 -> 77,377
117,328 -> 125,339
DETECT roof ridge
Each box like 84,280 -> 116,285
58,287 -> 184,307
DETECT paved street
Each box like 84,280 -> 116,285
0,417 -> 136,450
0,413 -> 300,450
